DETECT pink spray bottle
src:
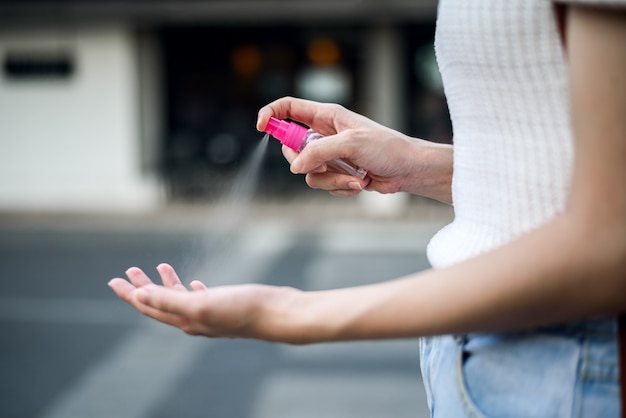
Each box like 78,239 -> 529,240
264,117 -> 367,179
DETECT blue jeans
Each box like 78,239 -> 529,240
419,318 -> 621,417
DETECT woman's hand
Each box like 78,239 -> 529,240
257,97 -> 453,203
108,263 -> 307,343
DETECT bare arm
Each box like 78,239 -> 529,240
110,5 -> 626,344
256,99 -> 454,203
265,4 -> 626,342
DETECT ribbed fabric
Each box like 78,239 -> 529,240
560,0 -> 626,4
426,0 -> 624,269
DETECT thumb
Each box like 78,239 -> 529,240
134,286 -> 194,315
291,133 -> 351,174
190,280 -> 208,291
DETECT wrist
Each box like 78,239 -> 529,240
256,287 -> 334,345
402,138 -> 453,204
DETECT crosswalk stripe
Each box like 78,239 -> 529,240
39,224 -> 295,418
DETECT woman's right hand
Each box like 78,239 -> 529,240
257,97 -> 453,203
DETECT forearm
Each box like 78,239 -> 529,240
270,211 -> 626,344
272,7 -> 626,344
401,138 -> 453,204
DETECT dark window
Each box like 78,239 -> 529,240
3,51 -> 75,80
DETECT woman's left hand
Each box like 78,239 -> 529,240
108,263 -> 304,341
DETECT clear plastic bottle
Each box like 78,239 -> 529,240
264,117 -> 367,179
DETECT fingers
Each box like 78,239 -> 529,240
109,265 -> 205,334
257,97 -> 323,132
126,266 -> 153,288
257,97 -> 349,136
290,131 -> 361,175
108,267 -> 154,306
304,172 -> 368,194
190,280 -> 207,291
108,278 -> 136,303
285,135 -> 368,193
281,146 -> 299,164
260,98 -> 369,179
134,286 -> 196,318
132,287 -> 212,334
157,263 -> 187,291
328,188 -> 364,197
134,295 -> 191,326
108,264 -> 190,305
109,276 -> 189,327
282,146 -> 328,175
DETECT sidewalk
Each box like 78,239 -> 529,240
0,195 -> 442,418
0,195 -> 454,234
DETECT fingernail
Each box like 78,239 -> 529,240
348,181 -> 362,190
291,157 -> 303,174
256,111 -> 268,131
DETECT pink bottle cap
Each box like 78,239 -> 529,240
264,117 -> 307,151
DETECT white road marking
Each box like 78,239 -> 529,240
40,322 -> 207,418
38,224 -> 295,418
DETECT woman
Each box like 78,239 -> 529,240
110,1 -> 626,416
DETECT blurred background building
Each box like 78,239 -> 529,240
0,0 -> 451,212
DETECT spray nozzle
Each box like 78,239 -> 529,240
264,117 -> 308,151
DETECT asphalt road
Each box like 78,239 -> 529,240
0,203 -> 452,418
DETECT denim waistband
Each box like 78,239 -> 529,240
419,316 -> 621,417
461,316 -> 619,382
464,316 -> 618,343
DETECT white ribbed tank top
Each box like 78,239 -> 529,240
426,0 -> 625,268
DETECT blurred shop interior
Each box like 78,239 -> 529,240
0,1 -> 451,211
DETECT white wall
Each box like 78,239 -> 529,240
0,24 -> 162,212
